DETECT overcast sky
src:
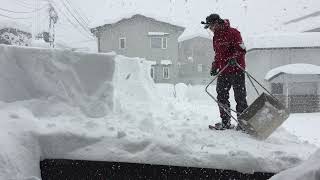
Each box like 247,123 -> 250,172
1,0 -> 319,50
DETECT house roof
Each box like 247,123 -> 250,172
246,32 -> 320,51
178,33 -> 212,42
265,63 -> 320,81
282,11 -> 320,33
90,14 -> 185,34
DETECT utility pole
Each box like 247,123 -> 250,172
48,4 -> 58,48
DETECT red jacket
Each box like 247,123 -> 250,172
212,19 -> 246,74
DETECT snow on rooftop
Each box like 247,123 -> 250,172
178,32 -> 212,42
161,60 -> 172,65
148,32 -> 170,36
90,13 -> 185,29
265,63 -> 320,80
246,32 -> 320,50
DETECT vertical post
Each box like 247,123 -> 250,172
48,4 -> 58,48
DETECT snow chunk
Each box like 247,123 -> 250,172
265,64 -> 320,80
148,32 -> 169,36
161,60 -> 172,65
270,149 -> 320,180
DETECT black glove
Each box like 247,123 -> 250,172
210,67 -> 218,76
228,58 -> 237,66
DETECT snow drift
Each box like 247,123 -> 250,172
0,45 -> 115,118
0,45 -> 318,179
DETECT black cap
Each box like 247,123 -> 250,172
202,14 -> 223,29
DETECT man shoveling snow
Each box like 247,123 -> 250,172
203,13 -> 248,130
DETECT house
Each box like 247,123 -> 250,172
265,64 -> 320,113
177,34 -> 213,85
245,33 -> 320,103
90,14 -> 185,83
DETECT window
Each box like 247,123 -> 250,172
163,67 -> 170,79
119,37 -> 126,49
151,37 -> 167,49
150,66 -> 155,79
162,37 -> 167,49
271,83 -> 283,94
197,64 -> 203,72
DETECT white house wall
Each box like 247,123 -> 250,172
246,47 -> 320,103
97,15 -> 184,83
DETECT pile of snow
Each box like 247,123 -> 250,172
0,45 -> 115,118
265,63 -> 320,80
270,149 -> 320,180
0,45 -> 319,179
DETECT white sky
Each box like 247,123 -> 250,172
1,0 -> 320,50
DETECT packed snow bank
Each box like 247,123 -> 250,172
270,149 -> 320,180
0,104 -> 41,180
0,46 -> 319,179
0,45 -> 115,118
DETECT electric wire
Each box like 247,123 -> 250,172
0,5 -> 47,14
0,13 -> 32,19
59,0 -> 92,37
64,0 -> 90,27
47,0 -> 94,40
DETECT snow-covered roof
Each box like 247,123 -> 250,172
148,32 -> 170,36
161,60 -> 172,65
246,32 -> 320,50
265,63 -> 320,80
282,11 -> 320,33
178,33 -> 212,42
90,13 -> 185,30
144,60 -> 156,65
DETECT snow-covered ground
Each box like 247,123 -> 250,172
0,45 -> 319,179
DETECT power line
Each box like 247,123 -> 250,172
46,0 -> 94,40
59,0 -> 92,36
64,0 -> 90,27
12,0 -> 47,9
0,13 -> 32,19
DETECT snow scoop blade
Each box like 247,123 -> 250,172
238,92 -> 289,140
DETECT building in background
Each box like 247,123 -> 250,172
265,64 -> 320,113
91,14 -> 185,83
245,33 -> 320,104
177,35 -> 213,85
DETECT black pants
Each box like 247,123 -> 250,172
216,71 -> 248,124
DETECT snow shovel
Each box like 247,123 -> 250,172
205,62 -> 290,140
237,92 -> 289,140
